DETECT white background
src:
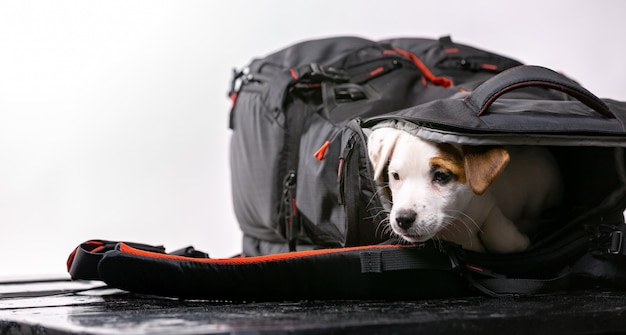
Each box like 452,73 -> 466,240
1,0 -> 625,279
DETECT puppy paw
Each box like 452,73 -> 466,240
479,207 -> 532,253
482,229 -> 530,253
508,233 -> 531,253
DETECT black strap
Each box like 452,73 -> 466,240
67,240 -> 132,280
69,239 -> 576,298
360,246 -> 453,273
464,268 -> 572,297
67,240 -> 206,281
292,63 -> 350,84
341,136 -> 360,245
361,242 -> 574,297
282,98 -> 312,251
349,59 -> 403,84
465,65 -> 613,117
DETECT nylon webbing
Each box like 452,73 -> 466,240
360,247 -> 453,273
464,269 -> 571,297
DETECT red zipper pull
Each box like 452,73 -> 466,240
314,140 -> 331,160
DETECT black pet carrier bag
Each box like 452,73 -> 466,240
68,36 -> 626,300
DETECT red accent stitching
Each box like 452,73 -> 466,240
444,47 -> 460,54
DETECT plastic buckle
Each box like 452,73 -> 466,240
334,86 -> 366,102
608,230 -> 623,255
588,223 -> 626,257
228,67 -> 256,96
228,68 -> 243,96
301,63 -> 349,83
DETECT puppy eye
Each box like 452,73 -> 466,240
390,172 -> 400,181
432,171 -> 453,185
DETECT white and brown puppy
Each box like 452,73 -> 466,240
368,127 -> 562,253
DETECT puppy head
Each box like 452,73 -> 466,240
367,127 -> 510,242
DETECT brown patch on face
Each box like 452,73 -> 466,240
430,143 -> 466,183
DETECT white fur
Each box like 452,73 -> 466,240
368,127 -> 562,253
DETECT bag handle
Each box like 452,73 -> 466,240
465,65 -> 614,118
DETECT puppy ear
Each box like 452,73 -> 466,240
368,128 -> 401,181
462,146 -> 510,195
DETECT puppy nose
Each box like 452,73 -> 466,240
395,209 -> 417,230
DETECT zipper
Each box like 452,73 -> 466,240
344,118 -> 380,200
283,170 -> 298,251
339,119 -> 391,246
337,118 -> 381,211
337,139 -> 354,205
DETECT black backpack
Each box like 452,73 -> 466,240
67,36 -> 626,300
228,36 -> 525,255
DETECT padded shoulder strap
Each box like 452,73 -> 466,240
67,240 -> 574,300
66,240 -> 207,281
67,240 -> 466,301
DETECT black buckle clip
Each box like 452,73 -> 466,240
297,63 -> 349,83
588,223 -> 625,257
228,67 -> 259,96
228,67 -> 244,97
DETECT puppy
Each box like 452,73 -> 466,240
368,127 -> 562,253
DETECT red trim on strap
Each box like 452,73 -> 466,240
66,240 -> 105,271
118,242 -> 404,265
393,48 -> 453,87
466,264 -> 483,273
480,63 -> 499,71
91,246 -> 106,253
229,92 -> 238,109
337,157 -> 344,177
291,198 -> 297,216
290,68 -> 298,79
368,66 -> 385,77
382,49 -> 398,56
444,47 -> 460,54
66,247 -> 79,271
